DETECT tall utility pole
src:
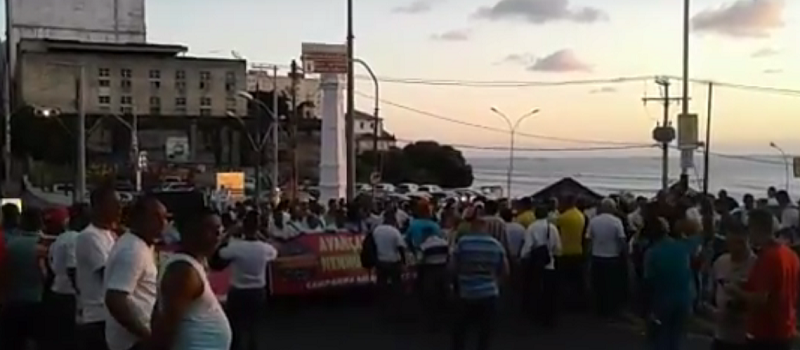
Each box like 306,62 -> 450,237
254,80 -> 263,204
643,78 -> 682,191
702,82 -> 714,196
345,0 -> 356,202
681,0 -> 692,175
76,65 -> 87,203
289,60 -> 300,200
3,0 -> 13,190
271,65 -> 279,196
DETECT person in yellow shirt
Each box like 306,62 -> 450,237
515,197 -> 536,229
555,195 -> 588,309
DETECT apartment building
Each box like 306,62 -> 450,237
247,70 -> 321,117
16,38 -> 248,166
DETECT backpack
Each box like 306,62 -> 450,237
360,232 -> 378,269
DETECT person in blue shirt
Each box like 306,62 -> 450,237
450,207 -> 508,350
405,200 -> 442,251
644,212 -> 694,350
0,207 -> 47,350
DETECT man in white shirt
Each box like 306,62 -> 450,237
776,191 -> 800,244
76,187 -> 121,350
520,206 -> 562,326
104,197 -> 167,350
371,210 -> 406,318
585,198 -> 627,318
45,206 -> 80,350
218,210 -> 278,350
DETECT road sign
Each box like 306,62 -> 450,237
301,43 -> 348,74
369,172 -> 381,185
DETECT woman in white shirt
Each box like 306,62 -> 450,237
520,206 -> 562,328
218,211 -> 278,350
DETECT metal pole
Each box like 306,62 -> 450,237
345,0 -> 356,202
290,60 -> 299,200
680,0 -> 691,175
271,65 -> 279,197
702,82 -> 713,196
508,130 -> 515,198
254,81 -> 262,205
76,65 -> 87,203
132,111 -> 141,192
353,59 -> 380,176
662,81 -> 671,191
3,0 -> 13,190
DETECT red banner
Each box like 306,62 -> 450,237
269,233 -> 375,295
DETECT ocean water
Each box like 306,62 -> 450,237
469,155 -> 800,200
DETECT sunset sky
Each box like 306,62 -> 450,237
50,1 -> 800,156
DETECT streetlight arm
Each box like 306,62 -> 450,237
489,108 -> 513,131
512,109 -> 541,131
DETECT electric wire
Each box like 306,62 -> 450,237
394,138 -> 657,152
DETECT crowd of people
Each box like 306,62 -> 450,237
0,181 -> 799,350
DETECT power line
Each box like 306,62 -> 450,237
355,91 -> 647,146
395,138 -> 656,152
260,63 -> 800,96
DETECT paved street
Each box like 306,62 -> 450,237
258,295 -> 713,350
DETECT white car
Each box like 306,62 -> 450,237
396,183 -> 419,194
418,184 -> 443,193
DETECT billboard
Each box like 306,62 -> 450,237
165,136 -> 190,162
301,43 -> 348,74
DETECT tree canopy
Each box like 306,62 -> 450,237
357,140 -> 473,188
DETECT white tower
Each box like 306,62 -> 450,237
317,73 -> 347,202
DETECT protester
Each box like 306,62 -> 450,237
586,197 -> 627,318
520,205 -> 562,327
417,224 -> 450,329
219,210 -> 278,350
730,209 -> 799,350
0,208 -> 46,350
556,194 -> 587,310
707,221 -> 754,350
152,209 -> 231,350
372,209 -> 407,319
644,209 -> 694,350
76,187 -> 121,350
104,197 -> 166,350
450,206 -> 508,350
44,206 -> 79,350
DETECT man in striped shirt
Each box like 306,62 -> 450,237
450,209 -> 509,350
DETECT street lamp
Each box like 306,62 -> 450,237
105,112 -> 141,192
489,107 -> 541,198
770,141 -> 791,191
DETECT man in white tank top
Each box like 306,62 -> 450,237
152,209 -> 232,350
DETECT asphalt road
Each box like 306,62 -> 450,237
256,294 -> 713,350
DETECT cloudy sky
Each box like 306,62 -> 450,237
139,0 -> 799,155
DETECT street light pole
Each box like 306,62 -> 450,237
345,0 -> 356,202
353,58 -> 380,174
489,107 -> 540,198
680,0 -> 692,175
770,142 -> 791,191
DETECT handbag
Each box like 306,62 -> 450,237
528,223 -> 552,269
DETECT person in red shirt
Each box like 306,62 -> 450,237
729,208 -> 799,350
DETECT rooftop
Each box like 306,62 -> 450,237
19,38 -> 189,57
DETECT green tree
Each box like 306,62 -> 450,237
358,140 -> 473,188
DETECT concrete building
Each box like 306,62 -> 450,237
353,111 -> 396,154
6,0 -> 146,75
247,70 -> 321,118
16,38 -> 247,167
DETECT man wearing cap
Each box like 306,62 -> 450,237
45,206 -> 80,350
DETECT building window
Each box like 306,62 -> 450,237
200,97 -> 212,107
150,96 -> 161,107
200,108 -> 212,117
99,79 -> 110,87
175,97 -> 187,106
121,68 -> 132,78
176,107 -> 187,115
225,97 -> 236,109
175,81 -> 186,92
99,68 -> 110,77
225,71 -> 236,92
98,95 -> 111,105
120,106 -> 133,115
150,81 -> 161,90
149,69 -> 161,79
120,96 -> 133,105
121,79 -> 132,91
200,71 -> 211,89
175,70 -> 186,80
